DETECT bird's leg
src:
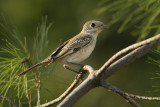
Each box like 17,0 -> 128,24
67,62 -> 86,79
63,64 -> 87,80
63,64 -> 79,74
67,62 -> 84,72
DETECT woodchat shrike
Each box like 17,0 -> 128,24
15,20 -> 106,78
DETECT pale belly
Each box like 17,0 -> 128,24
66,41 -> 96,63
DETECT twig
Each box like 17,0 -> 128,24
57,65 -> 98,107
40,69 -> 87,107
101,81 -> 160,103
97,34 -> 160,75
125,93 -> 160,101
35,71 -> 41,106
100,81 -> 141,107
0,94 -> 19,107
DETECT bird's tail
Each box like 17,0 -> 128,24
15,56 -> 53,78
15,62 -> 43,78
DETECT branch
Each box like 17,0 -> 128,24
83,65 -> 95,73
58,34 -> 160,106
101,81 -> 160,103
97,34 -> 160,76
0,94 -> 19,107
40,69 -> 87,107
57,65 -> 97,107
125,93 -> 160,101
35,71 -> 41,106
100,81 -> 141,107
101,40 -> 159,79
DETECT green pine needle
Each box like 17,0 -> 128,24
97,0 -> 160,41
0,16 -> 53,106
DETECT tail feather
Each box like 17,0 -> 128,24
15,55 -> 53,78
15,63 -> 43,78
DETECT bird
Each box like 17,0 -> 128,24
15,20 -> 106,78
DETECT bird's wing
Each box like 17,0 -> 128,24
51,40 -> 70,57
52,35 -> 92,61
15,39 -> 71,78
42,39 -> 70,62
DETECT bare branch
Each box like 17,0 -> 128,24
58,35 -> 160,106
57,75 -> 97,107
125,93 -> 160,101
97,34 -> 160,76
0,94 -> 19,107
40,69 -> 87,107
101,81 -> 160,102
83,65 -> 94,73
100,81 -> 141,107
57,66 -> 98,107
101,40 -> 159,79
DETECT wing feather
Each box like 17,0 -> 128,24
52,35 -> 92,61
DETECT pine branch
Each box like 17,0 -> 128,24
0,94 -> 18,107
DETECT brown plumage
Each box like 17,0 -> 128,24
15,20 -> 106,78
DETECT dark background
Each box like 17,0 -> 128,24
0,0 -> 159,107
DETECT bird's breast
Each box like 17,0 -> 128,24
66,39 -> 96,63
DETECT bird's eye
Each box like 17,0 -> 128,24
91,23 -> 95,27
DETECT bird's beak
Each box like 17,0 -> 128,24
100,24 -> 107,29
102,24 -> 107,29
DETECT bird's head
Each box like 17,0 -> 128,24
81,20 -> 106,35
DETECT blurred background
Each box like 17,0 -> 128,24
0,0 -> 160,107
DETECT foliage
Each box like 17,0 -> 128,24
148,51 -> 160,87
0,0 -> 160,106
0,40 -> 31,107
0,16 -> 52,106
97,0 -> 160,41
